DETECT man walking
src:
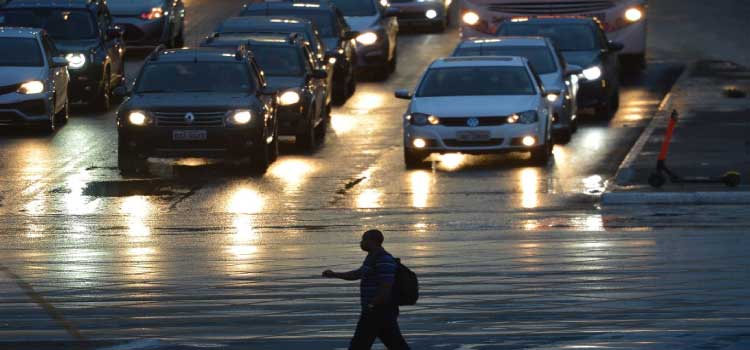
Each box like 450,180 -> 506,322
322,229 -> 411,350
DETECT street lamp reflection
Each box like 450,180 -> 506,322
356,188 -> 382,208
64,170 -> 100,215
409,171 -> 432,208
352,92 -> 384,111
270,158 -> 316,191
227,188 -> 264,214
122,196 -> 152,239
330,113 -> 357,134
519,168 -> 540,209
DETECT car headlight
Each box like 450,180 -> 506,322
546,93 -> 560,103
508,110 -> 538,124
65,53 -> 86,69
462,11 -> 480,25
425,9 -> 438,19
229,110 -> 252,125
128,111 -> 149,126
624,7 -> 643,22
279,90 -> 301,106
582,66 -> 602,81
406,112 -> 437,126
17,81 -> 45,94
356,32 -> 378,46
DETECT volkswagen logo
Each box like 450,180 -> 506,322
466,117 -> 479,128
184,112 -> 195,124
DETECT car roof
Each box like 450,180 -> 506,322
0,26 -> 42,38
459,36 -> 550,48
1,0 -> 101,10
207,33 -> 303,47
243,2 -> 332,13
220,16 -> 312,32
430,56 -> 528,68
151,48 -> 251,63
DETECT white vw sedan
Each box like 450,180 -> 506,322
395,56 -> 554,169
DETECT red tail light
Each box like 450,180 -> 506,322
140,7 -> 164,20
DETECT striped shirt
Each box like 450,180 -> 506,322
357,249 -> 397,307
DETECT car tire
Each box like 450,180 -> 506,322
530,141 -> 552,165
90,69 -> 112,113
54,97 -> 69,125
332,74 -> 347,105
269,122 -> 279,163
295,116 -> 317,151
118,139 -> 146,175
250,141 -> 271,175
314,105 -> 329,144
554,129 -> 572,144
404,148 -> 429,169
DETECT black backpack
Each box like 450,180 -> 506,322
371,254 -> 419,306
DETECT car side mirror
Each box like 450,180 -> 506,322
344,30 -> 359,40
107,25 -> 124,39
565,64 -> 582,76
311,69 -> 328,79
608,41 -> 624,52
384,7 -> 399,16
394,89 -> 412,100
113,85 -> 130,98
51,57 -> 68,68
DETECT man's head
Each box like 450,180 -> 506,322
360,229 -> 384,252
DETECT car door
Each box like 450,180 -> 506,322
41,34 -> 67,111
594,25 -> 618,92
99,8 -> 124,83
377,0 -> 398,59
302,45 -> 326,121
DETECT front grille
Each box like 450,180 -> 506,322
486,1 -> 614,14
440,117 -> 508,127
0,99 -> 47,115
121,23 -> 145,42
0,83 -> 20,96
154,111 -> 227,127
444,138 -> 504,147
397,12 -> 430,19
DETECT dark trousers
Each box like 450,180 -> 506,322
349,305 -> 410,350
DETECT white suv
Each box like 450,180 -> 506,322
395,56 -> 554,169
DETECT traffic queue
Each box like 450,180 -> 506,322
0,0 -> 644,173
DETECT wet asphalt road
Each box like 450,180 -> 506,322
1,1 -> 749,349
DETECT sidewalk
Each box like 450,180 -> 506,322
604,60 -> 750,204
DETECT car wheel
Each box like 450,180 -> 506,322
346,67 -> 356,97
404,148 -> 429,169
54,97 -> 69,125
530,140 -> 552,165
314,106 -> 329,144
90,69 -> 112,113
118,139 -> 146,176
332,73 -> 347,105
295,116 -> 317,151
269,123 -> 279,163
250,141 -> 271,175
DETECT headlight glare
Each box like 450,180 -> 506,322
425,10 -> 438,19
18,81 -> 44,94
546,93 -> 559,103
128,111 -> 148,126
65,53 -> 86,69
462,12 -> 480,25
231,110 -> 252,124
356,32 -> 378,46
279,90 -> 301,106
582,66 -> 602,80
624,8 -> 643,22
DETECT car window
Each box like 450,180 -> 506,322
0,37 -> 44,66
243,10 -> 338,37
0,9 -> 98,40
303,46 -> 316,72
330,0 -> 376,16
251,46 -> 305,76
454,45 -> 558,74
417,66 -> 536,97
136,62 -> 255,93
498,23 -> 599,51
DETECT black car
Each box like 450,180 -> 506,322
241,1 -> 358,105
0,0 -> 126,111
202,33 -> 329,151
115,47 -> 279,175
106,0 -> 186,48
211,16 -> 333,107
498,17 -> 622,118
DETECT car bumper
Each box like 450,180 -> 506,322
67,66 -> 103,101
355,41 -> 389,68
0,93 -> 52,126
392,5 -> 447,26
277,105 -> 308,135
119,127 -> 260,159
404,122 -> 548,154
114,17 -> 168,47
577,79 -> 609,108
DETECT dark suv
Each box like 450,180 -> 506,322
241,1 -> 358,104
0,0 -> 126,111
202,33 -> 329,151
115,47 -> 279,175
107,0 -> 185,48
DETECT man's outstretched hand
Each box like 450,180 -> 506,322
322,270 -> 336,278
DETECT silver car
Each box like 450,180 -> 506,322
0,27 -> 69,132
452,37 -> 581,142
395,56 -> 554,168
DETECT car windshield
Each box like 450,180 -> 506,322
417,66 -> 536,97
454,45 -> 557,74
498,23 -> 598,51
136,62 -> 255,93
329,0 -> 376,16
107,0 -> 164,6
251,46 -> 305,76
0,9 -> 97,40
0,37 -> 44,67
243,10 -> 337,37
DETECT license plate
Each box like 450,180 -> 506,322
456,130 -> 491,142
172,130 -> 207,141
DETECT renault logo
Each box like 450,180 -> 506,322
184,112 -> 195,124
466,117 -> 479,127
